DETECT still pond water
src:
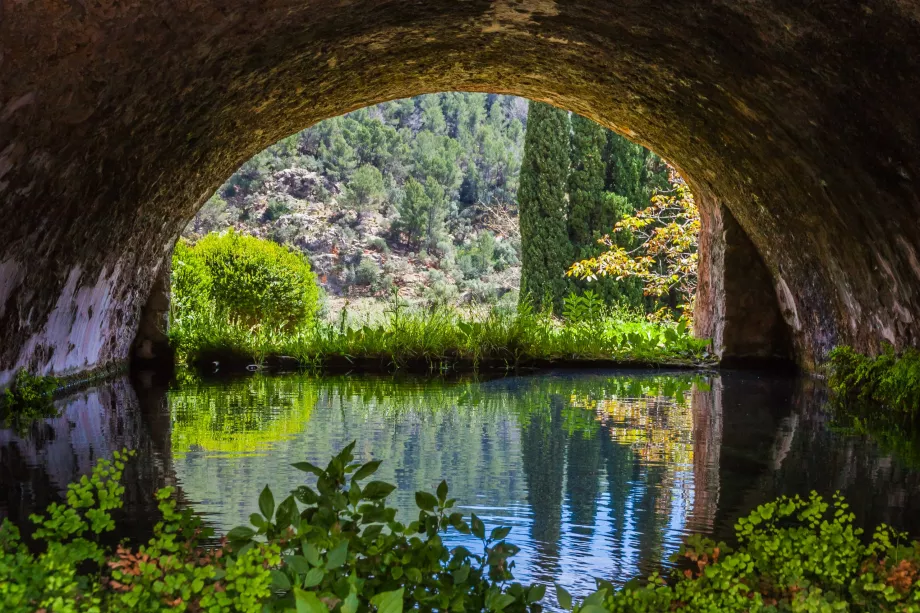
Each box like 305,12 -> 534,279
2,369 -> 920,599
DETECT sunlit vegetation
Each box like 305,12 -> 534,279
172,230 -> 319,332
4,446 -> 918,611
569,167 -> 699,320
0,446 -> 541,613
169,273 -> 711,372
560,492 -> 920,612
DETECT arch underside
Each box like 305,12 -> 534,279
3,0 -> 920,382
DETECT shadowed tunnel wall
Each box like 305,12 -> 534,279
3,0 -> 920,382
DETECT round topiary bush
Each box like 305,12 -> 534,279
172,230 -> 319,330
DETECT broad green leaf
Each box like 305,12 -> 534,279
363,481 -> 396,500
295,588 -> 329,613
471,513 -> 485,540
342,590 -> 360,613
436,480 -> 448,502
352,460 -> 382,482
249,513 -> 266,528
226,526 -> 255,542
303,542 -> 322,567
527,584 -> 546,603
583,588 -> 607,607
259,485 -> 275,520
555,584 -> 572,611
303,567 -> 325,588
271,569 -> 292,590
276,495 -> 299,529
490,526 -> 511,541
295,485 -> 319,505
284,554 -> 312,574
452,564 -> 471,584
490,594 -> 516,612
370,588 -> 404,613
415,491 -> 438,512
292,461 -> 325,477
326,540 -> 348,569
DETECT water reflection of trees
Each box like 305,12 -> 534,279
7,369 -> 919,592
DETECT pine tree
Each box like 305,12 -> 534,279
518,101 -> 572,314
395,178 -> 430,249
423,177 -> 447,252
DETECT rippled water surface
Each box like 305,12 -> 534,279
3,370 -> 920,598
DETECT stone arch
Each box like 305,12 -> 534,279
3,0 -> 920,382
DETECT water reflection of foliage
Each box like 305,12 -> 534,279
569,375 -> 696,465
169,376 -> 317,456
168,372 -> 704,457
170,369 -> 709,578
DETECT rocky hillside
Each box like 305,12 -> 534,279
185,166 -> 521,316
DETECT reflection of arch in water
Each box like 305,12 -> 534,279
0,376 -> 174,543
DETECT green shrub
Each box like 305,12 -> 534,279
263,198 -> 292,221
560,492 -> 920,613
0,444 -> 542,613
172,231 -> 319,331
1,369 -> 60,433
829,345 -> 920,414
354,258 -> 381,287
827,345 -> 920,468
367,236 -> 389,253
562,290 -> 607,325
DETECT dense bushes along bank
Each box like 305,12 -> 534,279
170,232 -> 710,373
3,445 -> 919,611
828,346 -> 920,468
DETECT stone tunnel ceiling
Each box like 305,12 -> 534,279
3,0 -> 920,382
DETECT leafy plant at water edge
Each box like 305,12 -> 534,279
0,369 -> 61,433
0,443 -> 542,612
556,492 -> 920,612
828,345 -> 920,415
827,345 -> 920,468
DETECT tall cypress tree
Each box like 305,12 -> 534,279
518,101 -> 572,313
567,113 -> 607,249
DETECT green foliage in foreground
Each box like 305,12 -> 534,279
173,231 -> 320,332
0,369 -> 60,433
170,292 -> 710,371
4,448 -> 920,612
0,444 -> 541,613
559,492 -> 920,612
827,345 -> 920,468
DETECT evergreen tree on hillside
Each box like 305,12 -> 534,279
423,178 -> 448,253
342,164 -> 385,220
395,178 -> 430,249
518,101 -> 572,314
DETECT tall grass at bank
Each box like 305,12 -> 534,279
169,298 -> 711,372
170,232 -> 710,372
